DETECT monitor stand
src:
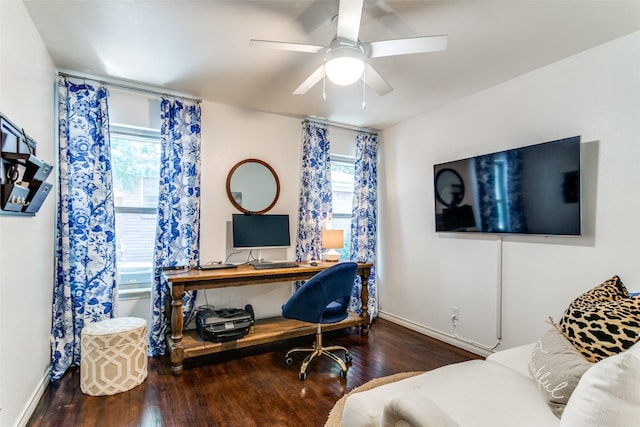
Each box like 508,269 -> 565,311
249,248 -> 272,266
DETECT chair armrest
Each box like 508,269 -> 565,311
381,391 -> 460,427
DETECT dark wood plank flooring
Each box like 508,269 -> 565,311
27,319 -> 481,427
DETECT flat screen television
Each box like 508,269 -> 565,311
232,213 -> 291,249
433,136 -> 581,235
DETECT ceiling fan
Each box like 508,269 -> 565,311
250,0 -> 447,96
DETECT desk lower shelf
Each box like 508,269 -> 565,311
175,312 -> 364,359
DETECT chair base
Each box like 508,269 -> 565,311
285,324 -> 352,380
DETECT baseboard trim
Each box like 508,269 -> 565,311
377,311 -> 493,358
16,367 -> 50,427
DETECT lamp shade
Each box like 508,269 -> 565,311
321,229 -> 344,262
322,229 -> 344,249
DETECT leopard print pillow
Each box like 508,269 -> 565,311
559,276 -> 640,362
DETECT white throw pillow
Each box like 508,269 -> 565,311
560,340 -> 640,426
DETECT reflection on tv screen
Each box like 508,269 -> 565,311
433,136 -> 581,236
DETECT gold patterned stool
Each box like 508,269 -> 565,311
80,317 -> 148,396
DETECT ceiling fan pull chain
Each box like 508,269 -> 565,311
322,73 -> 327,101
362,71 -> 367,110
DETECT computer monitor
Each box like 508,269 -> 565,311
232,214 -> 291,249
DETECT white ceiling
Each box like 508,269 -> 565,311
24,0 -> 640,130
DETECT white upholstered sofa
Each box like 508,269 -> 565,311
342,337 -> 640,427
343,277 -> 640,427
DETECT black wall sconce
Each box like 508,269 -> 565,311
1,114 -> 53,216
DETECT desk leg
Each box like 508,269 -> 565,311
360,267 -> 371,335
168,283 -> 185,375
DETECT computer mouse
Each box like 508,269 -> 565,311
310,261 -> 318,266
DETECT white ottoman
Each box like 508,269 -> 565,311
80,317 -> 148,396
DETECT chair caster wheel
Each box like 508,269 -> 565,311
345,353 -> 352,363
339,370 -> 347,378
285,357 -> 293,365
299,372 -> 307,380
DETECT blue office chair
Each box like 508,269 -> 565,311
282,262 -> 358,380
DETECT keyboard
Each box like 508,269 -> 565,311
198,263 -> 238,270
252,262 -> 299,270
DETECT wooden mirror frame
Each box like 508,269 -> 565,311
435,168 -> 465,207
226,158 -> 280,214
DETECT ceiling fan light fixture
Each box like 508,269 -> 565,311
324,45 -> 365,86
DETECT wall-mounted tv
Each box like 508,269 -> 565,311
232,213 -> 291,249
434,136 -> 581,236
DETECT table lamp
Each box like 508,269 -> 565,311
321,229 -> 343,262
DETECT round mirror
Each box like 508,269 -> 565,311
435,168 -> 465,207
226,159 -> 280,214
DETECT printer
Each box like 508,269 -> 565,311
196,307 -> 253,342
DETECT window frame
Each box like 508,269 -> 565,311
110,124 -> 161,297
330,154 -> 355,261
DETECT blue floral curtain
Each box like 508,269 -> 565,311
148,98 -> 202,356
51,77 -> 116,380
474,152 -> 526,233
349,132 -> 378,321
295,122 -> 333,262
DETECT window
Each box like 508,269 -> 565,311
493,157 -> 508,232
110,125 -> 161,294
330,155 -> 355,260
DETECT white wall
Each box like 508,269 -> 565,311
378,31 -> 640,354
196,103 -> 303,320
0,2 -> 57,426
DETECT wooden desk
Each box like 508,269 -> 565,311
163,262 -> 372,375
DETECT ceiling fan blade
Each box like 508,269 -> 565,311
336,0 -> 364,43
364,63 -> 392,96
366,35 -> 448,58
298,0 -> 336,34
293,65 -> 326,95
372,0 -> 394,14
250,39 -> 325,54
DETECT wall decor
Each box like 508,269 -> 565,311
0,114 -> 53,216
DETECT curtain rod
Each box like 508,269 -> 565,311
303,118 -> 379,136
58,71 -> 202,104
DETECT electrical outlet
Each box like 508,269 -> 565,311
451,306 -> 459,325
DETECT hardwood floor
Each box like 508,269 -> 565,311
27,319 -> 481,427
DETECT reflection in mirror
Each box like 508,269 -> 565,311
435,168 -> 464,207
226,159 -> 280,214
